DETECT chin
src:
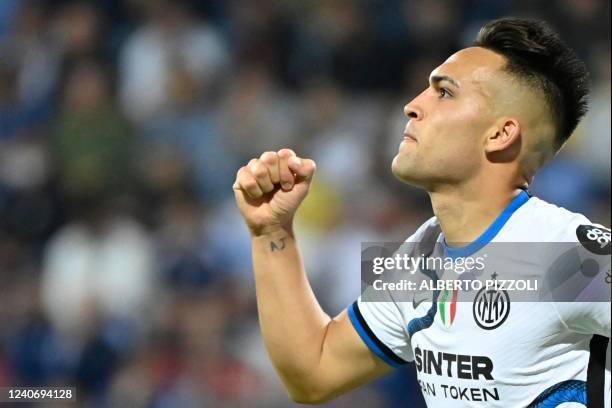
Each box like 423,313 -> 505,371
391,160 -> 423,187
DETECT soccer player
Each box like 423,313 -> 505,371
232,18 -> 611,407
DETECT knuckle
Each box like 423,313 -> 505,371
238,167 -> 252,181
261,151 -> 277,162
248,160 -> 260,171
278,148 -> 296,158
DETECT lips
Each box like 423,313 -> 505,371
403,132 -> 417,142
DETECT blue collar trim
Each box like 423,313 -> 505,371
442,190 -> 530,258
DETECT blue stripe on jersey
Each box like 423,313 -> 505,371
443,190 -> 531,258
407,288 -> 440,337
527,379 -> 587,407
407,265 -> 440,337
347,302 -> 406,368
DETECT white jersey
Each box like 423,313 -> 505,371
349,191 -> 611,407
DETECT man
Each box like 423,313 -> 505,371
233,18 -> 611,407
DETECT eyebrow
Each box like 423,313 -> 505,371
430,75 -> 460,89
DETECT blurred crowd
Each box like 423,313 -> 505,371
0,0 -> 609,406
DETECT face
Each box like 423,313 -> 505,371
392,47 -> 507,190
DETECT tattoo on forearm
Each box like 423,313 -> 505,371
270,237 -> 286,252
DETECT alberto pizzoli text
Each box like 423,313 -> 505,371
372,279 -> 538,292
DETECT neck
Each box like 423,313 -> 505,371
429,177 -> 523,246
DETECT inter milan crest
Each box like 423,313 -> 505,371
473,272 -> 511,330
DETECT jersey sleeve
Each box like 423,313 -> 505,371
347,217 -> 440,367
549,220 -> 611,337
348,285 -> 414,367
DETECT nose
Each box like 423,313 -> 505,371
404,94 -> 424,120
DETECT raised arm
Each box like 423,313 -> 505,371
233,149 -> 392,403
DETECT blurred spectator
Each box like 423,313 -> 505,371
41,213 -> 156,335
0,0 -> 57,139
52,1 -> 103,59
3,1 -> 59,111
119,0 -> 229,123
141,63 -> 236,203
53,59 -> 133,208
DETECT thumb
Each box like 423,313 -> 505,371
288,157 -> 316,182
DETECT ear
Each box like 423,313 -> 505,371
485,118 -> 521,154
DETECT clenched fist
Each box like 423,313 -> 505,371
233,149 -> 316,236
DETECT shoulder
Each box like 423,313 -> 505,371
502,195 -> 610,244
397,216 -> 442,260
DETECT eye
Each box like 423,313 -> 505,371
438,88 -> 452,98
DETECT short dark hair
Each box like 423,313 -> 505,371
474,17 -> 589,150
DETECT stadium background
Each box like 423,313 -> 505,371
0,0 -> 609,406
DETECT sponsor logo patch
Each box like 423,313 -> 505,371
576,225 -> 611,255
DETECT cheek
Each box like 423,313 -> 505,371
425,113 -> 485,163
432,105 -> 485,144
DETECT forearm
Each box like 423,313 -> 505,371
251,227 -> 331,394
234,152 -> 385,402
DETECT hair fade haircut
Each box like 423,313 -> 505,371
474,17 -> 589,150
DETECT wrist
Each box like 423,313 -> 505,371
249,223 -> 294,239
